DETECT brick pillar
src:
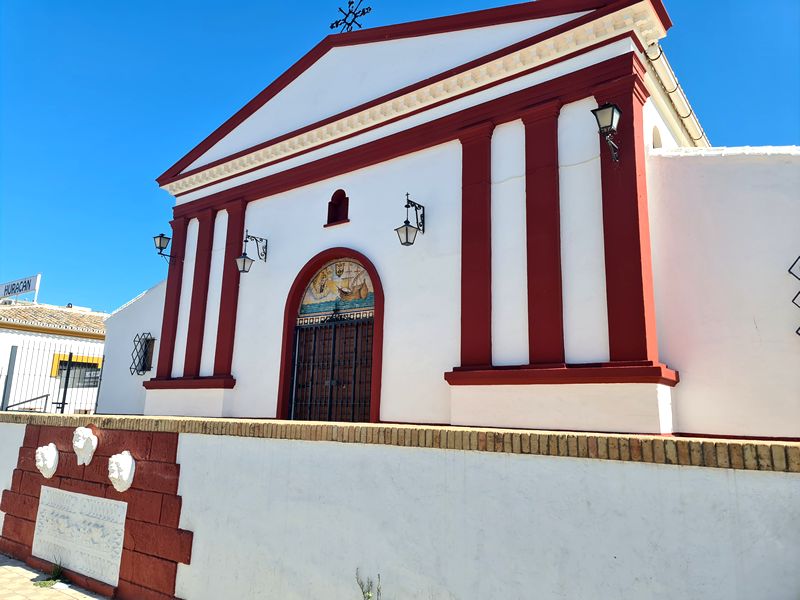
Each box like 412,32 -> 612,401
594,65 -> 659,363
213,199 -> 246,377
459,122 -> 494,368
183,209 -> 215,377
155,216 -> 189,379
521,101 -> 565,365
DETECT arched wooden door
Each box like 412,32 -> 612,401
289,259 -> 375,422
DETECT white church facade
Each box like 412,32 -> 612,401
100,0 -> 799,439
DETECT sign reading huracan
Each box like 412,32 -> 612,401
32,487 -> 128,586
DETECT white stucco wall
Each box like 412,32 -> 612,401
0,422 -> 26,534
648,148 -> 800,437
643,97 -> 679,151
451,382 -> 673,433
491,119 -> 528,366
175,433 -> 800,600
199,210 -> 227,376
97,281 -> 166,415
558,97 -> 610,363
172,219 -> 198,379
227,142 -> 462,423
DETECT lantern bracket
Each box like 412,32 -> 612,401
243,230 -> 268,263
404,194 -> 425,234
604,134 -> 620,162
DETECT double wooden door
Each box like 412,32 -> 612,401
289,316 -> 373,422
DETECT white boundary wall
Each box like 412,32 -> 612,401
175,433 -> 800,600
648,149 -> 800,437
0,423 -> 25,534
98,281 -> 166,415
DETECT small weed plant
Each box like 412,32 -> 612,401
33,562 -> 64,588
356,568 -> 382,600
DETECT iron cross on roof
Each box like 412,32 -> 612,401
330,0 -> 372,33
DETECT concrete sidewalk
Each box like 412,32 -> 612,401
0,555 -> 104,600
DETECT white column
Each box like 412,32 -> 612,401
172,217 -> 199,378
491,119 -> 529,366
200,210 -> 228,376
558,97 -> 610,363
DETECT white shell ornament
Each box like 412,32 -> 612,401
107,451 -> 136,493
34,443 -> 59,479
72,427 -> 98,466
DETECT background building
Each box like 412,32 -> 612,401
97,281 -> 165,415
0,301 -> 107,414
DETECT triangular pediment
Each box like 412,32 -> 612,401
159,0 -> 644,184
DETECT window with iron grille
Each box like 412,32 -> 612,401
130,333 -> 155,375
57,361 -> 102,388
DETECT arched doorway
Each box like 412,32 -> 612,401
277,249 -> 383,422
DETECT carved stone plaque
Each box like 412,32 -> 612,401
32,487 -> 127,586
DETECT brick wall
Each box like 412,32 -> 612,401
0,424 -> 192,600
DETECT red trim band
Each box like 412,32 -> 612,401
144,376 -> 236,390
445,362 -> 679,386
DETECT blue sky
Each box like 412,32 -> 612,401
1,0 -> 798,313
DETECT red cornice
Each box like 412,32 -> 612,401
172,52 -> 645,218
157,0 -> 666,187
444,363 -> 679,386
143,376 -> 236,390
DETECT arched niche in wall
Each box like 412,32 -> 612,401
277,248 -> 383,423
652,126 -> 663,149
325,189 -> 350,227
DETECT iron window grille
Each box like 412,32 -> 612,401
130,333 -> 156,375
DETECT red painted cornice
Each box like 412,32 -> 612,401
445,362 -> 679,386
156,0 -> 670,187
143,376 -> 236,390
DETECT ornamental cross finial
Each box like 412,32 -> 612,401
330,0 -> 372,33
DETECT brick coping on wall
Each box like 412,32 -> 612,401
0,413 -> 797,473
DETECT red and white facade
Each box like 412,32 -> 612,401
124,0 -> 800,438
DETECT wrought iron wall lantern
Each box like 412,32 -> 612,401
236,230 -> 268,274
395,193 -> 425,247
591,103 -> 622,162
153,233 -> 173,262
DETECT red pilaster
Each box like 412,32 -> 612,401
183,209 -> 215,377
459,122 -> 494,367
155,217 -> 189,379
594,60 -> 659,363
213,199 -> 246,377
522,101 -> 565,365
